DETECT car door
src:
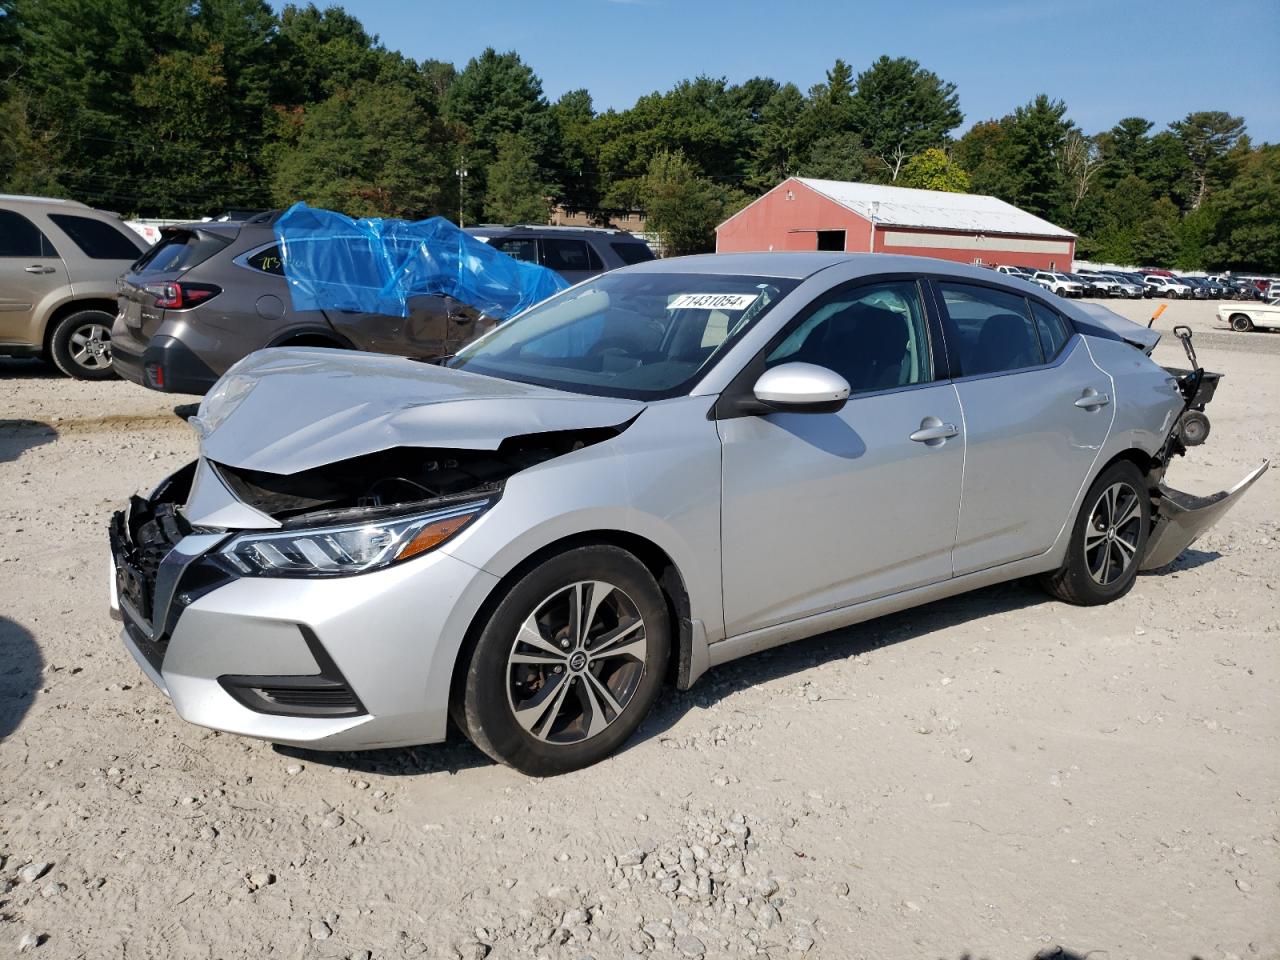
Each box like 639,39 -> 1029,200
0,209 -> 64,347
933,280 -> 1114,576
718,277 -> 965,637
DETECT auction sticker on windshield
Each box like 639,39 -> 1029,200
667,293 -> 760,311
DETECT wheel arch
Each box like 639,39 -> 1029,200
42,298 -> 118,356
447,529 -> 697,728
266,326 -> 355,350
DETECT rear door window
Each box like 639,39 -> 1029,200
489,237 -> 538,263
0,210 -> 58,257
937,281 -> 1045,377
47,213 -> 143,260
541,238 -> 599,273
133,230 -> 232,274
1029,300 -> 1072,359
610,241 -> 655,265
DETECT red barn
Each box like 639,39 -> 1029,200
716,177 -> 1075,271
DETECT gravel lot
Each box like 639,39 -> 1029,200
1,299 -> 1277,959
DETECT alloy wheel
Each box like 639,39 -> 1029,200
506,580 -> 648,745
68,321 -> 112,371
1084,482 -> 1143,585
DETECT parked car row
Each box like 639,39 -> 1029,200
1,194 -> 654,385
989,261 -> 1274,302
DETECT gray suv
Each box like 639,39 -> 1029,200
0,195 -> 148,378
466,225 -> 654,284
111,212 -> 483,395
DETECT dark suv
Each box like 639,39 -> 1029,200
466,225 -> 654,284
111,212 -> 483,394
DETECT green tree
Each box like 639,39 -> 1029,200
825,58 -> 854,105
899,147 -> 971,192
131,44 -> 240,214
747,82 -> 805,188
444,48 -> 558,222
1170,110 -> 1246,209
954,119 -> 1021,198
1003,94 -> 1071,217
272,79 -> 450,218
484,133 -> 550,223
848,55 -> 962,181
796,132 -> 870,182
550,88 -> 601,213
639,148 -> 739,256
1202,144 -> 1280,272
0,91 -> 63,195
1132,196 -> 1180,265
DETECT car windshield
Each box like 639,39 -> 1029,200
448,271 -> 800,399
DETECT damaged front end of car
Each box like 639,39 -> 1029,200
107,347 -> 646,734
1140,324 -> 1268,570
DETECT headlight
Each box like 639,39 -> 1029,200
218,500 -> 489,577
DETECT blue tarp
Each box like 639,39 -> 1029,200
274,203 -> 569,320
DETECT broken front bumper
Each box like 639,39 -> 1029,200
1141,460 -> 1269,570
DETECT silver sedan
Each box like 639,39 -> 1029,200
107,254 -> 1266,774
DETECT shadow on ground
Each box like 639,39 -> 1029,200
278,547 -> 1225,775
1141,546 -> 1221,574
0,419 -> 58,464
0,357 -> 59,380
0,617 -> 44,740
635,577 -> 1049,748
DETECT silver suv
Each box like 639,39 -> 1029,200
0,195 -> 147,378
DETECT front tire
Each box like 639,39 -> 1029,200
1039,460 -> 1151,606
459,545 -> 670,775
49,309 -> 116,380
1229,313 -> 1254,332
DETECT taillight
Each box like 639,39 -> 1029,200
143,281 -> 221,309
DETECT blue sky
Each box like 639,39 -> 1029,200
306,0 -> 1280,141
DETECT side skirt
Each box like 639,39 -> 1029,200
707,553 -> 1058,669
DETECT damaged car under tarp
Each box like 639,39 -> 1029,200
274,202 -> 569,321
107,254 -> 1268,774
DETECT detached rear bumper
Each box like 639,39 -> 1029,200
1142,461 -> 1269,570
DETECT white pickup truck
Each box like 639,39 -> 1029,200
1219,300 -> 1280,332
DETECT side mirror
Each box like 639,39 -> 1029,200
752,362 -> 850,414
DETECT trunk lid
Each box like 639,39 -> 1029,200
121,226 -> 236,338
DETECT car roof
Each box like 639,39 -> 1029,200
621,252 -> 1036,283
0,194 -> 94,211
467,224 -> 636,238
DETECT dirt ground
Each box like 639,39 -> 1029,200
1,298 -> 1277,960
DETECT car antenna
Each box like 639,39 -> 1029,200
1147,303 -> 1167,328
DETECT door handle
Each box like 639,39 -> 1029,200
24,265 -> 55,274
1074,389 -> 1111,409
909,419 -> 960,443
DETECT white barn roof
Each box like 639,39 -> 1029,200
792,177 -> 1074,239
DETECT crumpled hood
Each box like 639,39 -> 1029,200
194,347 -> 645,475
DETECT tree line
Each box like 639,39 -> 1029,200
1,0 -> 1276,271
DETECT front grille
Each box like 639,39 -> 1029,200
112,496 -> 190,624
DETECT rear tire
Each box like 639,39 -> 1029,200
1229,314 -> 1254,332
49,309 -> 116,380
459,545 -> 670,775
1039,460 -> 1150,606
